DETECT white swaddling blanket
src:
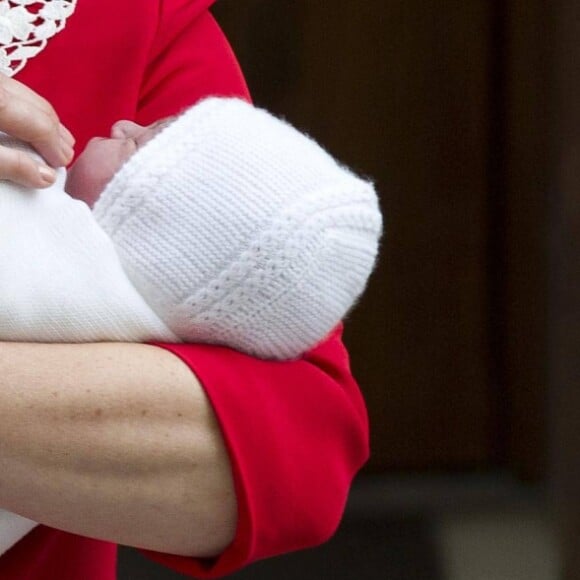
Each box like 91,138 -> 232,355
0,168 -> 178,556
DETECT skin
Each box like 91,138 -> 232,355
65,118 -> 175,205
0,342 -> 237,557
0,75 -> 237,556
0,75 -> 74,187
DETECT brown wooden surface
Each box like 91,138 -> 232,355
549,0 -> 580,576
503,1 -> 550,480
213,0 -> 495,471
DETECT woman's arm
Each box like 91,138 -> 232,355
0,341 -> 236,557
0,19 -> 236,556
0,64 -> 235,558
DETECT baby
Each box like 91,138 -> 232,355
0,97 -> 382,555
0,97 -> 382,359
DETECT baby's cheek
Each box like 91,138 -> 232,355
65,160 -> 108,205
65,139 -> 136,205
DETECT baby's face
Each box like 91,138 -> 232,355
65,118 -> 173,205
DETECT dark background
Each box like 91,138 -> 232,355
211,0 -> 549,480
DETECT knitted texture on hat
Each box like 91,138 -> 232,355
93,98 -> 382,360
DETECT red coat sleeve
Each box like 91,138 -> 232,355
144,326 -> 369,578
135,4 -> 370,578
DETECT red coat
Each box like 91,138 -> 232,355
0,1 -> 370,578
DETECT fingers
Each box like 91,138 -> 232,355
110,120 -> 142,139
0,145 -> 58,188
0,75 -> 74,175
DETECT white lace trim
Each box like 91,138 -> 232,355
0,0 -> 77,77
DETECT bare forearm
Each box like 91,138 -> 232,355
0,342 -> 236,557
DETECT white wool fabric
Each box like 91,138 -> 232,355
0,161 -> 177,344
94,97 -> 382,360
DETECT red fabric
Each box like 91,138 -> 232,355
0,1 -> 370,578
0,527 -> 117,580
145,325 -> 369,578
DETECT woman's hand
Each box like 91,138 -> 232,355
0,74 -> 75,188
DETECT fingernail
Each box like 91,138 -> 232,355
39,165 -> 56,184
60,141 -> 74,163
110,125 -> 126,139
59,123 -> 75,146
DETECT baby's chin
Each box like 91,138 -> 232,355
65,136 -> 137,206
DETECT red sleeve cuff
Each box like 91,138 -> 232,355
139,327 -> 369,578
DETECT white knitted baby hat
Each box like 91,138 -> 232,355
93,98 -> 382,359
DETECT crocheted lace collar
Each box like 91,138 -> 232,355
0,0 -> 77,77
